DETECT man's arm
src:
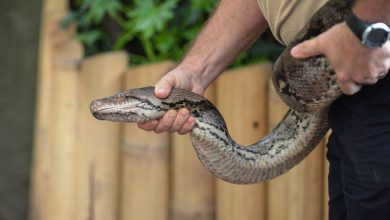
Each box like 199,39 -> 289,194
291,0 -> 390,95
139,0 -> 268,134
176,0 -> 268,92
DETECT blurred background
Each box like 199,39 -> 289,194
64,0 -> 283,65
0,0 -> 41,219
0,0 -> 329,220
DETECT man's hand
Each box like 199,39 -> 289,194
138,0 -> 267,135
291,22 -> 390,95
137,65 -> 204,135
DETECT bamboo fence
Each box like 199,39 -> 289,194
31,0 -> 330,219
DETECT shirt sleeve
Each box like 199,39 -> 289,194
256,0 -> 328,45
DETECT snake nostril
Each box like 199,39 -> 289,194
90,100 -> 102,113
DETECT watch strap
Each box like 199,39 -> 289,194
346,11 -> 371,41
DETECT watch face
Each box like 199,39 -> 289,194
368,28 -> 388,43
363,23 -> 390,48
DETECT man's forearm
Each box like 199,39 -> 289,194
180,0 -> 268,88
353,0 -> 390,23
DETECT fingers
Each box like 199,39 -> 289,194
291,23 -> 390,96
178,116 -> 196,135
168,108 -> 190,133
337,71 -> 376,95
137,109 -> 196,135
337,67 -> 388,95
291,37 -> 322,59
153,110 -> 177,133
352,74 -> 379,85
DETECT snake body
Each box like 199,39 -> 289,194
90,0 -> 348,184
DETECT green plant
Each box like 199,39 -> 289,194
64,0 -> 283,66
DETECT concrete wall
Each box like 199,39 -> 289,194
0,0 -> 42,219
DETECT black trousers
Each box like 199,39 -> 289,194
327,74 -> 390,220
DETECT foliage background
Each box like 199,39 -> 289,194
66,0 -> 284,66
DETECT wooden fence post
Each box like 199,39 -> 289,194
78,51 -> 128,220
30,0 -> 78,218
171,86 -> 217,220
215,63 -> 271,220
48,40 -> 83,220
266,79 -> 325,220
120,61 -> 175,220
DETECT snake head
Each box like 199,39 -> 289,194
90,86 -> 166,123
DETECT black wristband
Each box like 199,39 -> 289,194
346,10 -> 390,48
346,11 -> 371,42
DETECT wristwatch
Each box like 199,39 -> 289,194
346,11 -> 390,48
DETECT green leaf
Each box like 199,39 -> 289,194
83,0 -> 122,24
127,0 -> 178,39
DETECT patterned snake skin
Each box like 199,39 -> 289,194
90,0 -> 349,184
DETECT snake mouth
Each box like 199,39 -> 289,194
90,105 -> 141,123
92,112 -> 139,123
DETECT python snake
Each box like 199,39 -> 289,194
90,0 -> 349,184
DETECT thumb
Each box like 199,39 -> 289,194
154,75 -> 176,99
291,37 -> 322,59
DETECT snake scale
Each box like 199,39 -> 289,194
90,0 -> 348,184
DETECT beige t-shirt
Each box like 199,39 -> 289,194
257,0 -> 328,45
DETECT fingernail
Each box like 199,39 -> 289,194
155,87 -> 165,93
290,46 -> 299,56
351,84 -> 362,94
188,116 -> 195,123
180,108 -> 189,116
155,87 -> 168,96
345,84 -> 362,95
